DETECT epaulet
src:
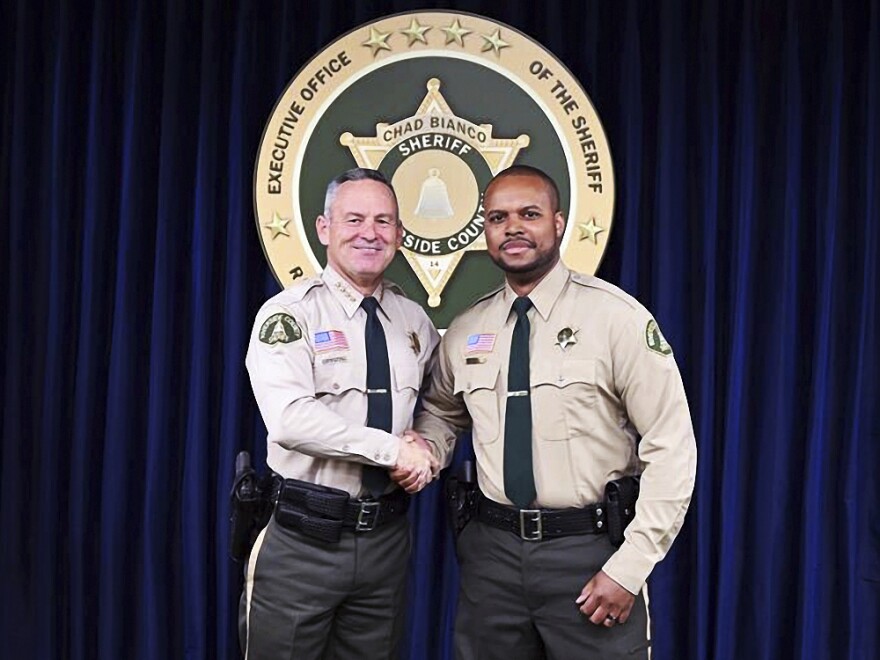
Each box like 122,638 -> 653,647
468,284 -> 505,308
569,272 -> 641,310
283,277 -> 324,304
383,279 -> 407,297
569,272 -> 593,287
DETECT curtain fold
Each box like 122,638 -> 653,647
1,1 -> 877,658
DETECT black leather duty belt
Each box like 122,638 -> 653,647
475,493 -> 607,542
274,478 -> 409,543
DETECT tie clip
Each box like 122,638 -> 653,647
507,390 -> 529,397
367,388 -> 389,394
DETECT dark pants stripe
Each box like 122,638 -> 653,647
240,516 -> 411,660
455,522 -> 650,660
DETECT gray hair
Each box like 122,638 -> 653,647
323,168 -> 399,217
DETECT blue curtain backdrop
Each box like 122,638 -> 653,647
1,0 -> 878,658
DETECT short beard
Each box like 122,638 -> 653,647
490,247 -> 559,279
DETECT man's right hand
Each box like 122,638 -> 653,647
390,432 -> 438,493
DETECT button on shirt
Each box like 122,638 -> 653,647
414,260 -> 696,593
246,265 -> 440,497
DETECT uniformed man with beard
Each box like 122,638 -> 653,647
408,165 -> 696,659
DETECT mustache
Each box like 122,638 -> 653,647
500,237 -> 536,249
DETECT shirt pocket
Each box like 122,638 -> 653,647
391,356 -> 422,428
530,358 -> 597,441
314,362 -> 365,397
453,360 -> 501,444
392,357 -> 421,394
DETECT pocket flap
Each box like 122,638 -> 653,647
314,363 -> 364,395
453,359 -> 501,394
392,360 -> 421,392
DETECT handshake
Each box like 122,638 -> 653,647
390,431 -> 439,494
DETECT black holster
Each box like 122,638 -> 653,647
229,452 -> 278,562
604,475 -> 640,547
445,460 -> 477,539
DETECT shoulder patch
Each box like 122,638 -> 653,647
259,313 -> 302,345
645,319 -> 672,356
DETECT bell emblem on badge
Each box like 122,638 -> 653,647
414,168 -> 454,219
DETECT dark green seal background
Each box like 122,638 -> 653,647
300,56 -> 569,328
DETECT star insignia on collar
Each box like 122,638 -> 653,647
334,280 -> 357,302
555,327 -> 578,350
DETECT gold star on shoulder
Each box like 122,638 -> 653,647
362,27 -> 392,56
578,218 -> 605,244
264,212 -> 291,239
480,29 -> 510,56
442,19 -> 471,46
400,18 -> 431,46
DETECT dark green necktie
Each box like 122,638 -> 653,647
504,296 -> 536,508
361,296 -> 392,497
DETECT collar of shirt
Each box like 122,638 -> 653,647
321,265 -> 389,319
493,259 -> 570,328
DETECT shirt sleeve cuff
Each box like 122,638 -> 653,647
360,428 -> 400,467
600,540 -> 657,595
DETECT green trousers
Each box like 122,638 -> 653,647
240,515 -> 410,660
455,522 -> 651,660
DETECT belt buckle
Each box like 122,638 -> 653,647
519,509 -> 543,541
355,501 -> 380,532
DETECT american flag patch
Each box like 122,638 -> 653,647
466,333 -> 496,354
314,330 -> 349,353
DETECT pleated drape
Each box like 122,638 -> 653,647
1,1 -> 877,658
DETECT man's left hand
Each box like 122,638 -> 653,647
575,570 -> 635,627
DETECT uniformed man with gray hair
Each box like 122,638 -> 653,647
242,168 -> 440,659
408,165 -> 697,659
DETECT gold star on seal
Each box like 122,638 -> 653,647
362,27 -> 392,56
578,218 -> 606,244
441,19 -> 472,46
480,29 -> 510,55
400,18 -> 431,46
264,212 -> 291,239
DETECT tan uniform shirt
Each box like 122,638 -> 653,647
246,265 -> 440,497
415,260 -> 696,593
